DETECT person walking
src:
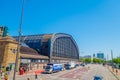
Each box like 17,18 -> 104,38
4,73 -> 8,80
116,69 -> 118,75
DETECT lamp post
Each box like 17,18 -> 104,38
111,50 -> 113,68
13,0 -> 25,80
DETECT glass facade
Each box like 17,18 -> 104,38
52,37 -> 78,59
97,53 -> 104,59
13,33 -> 79,60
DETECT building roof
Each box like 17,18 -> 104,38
0,36 -> 18,44
13,33 -> 79,60
20,46 -> 49,59
20,54 -> 49,59
20,46 -> 39,55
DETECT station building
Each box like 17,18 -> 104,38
14,33 -> 79,61
0,33 -> 79,73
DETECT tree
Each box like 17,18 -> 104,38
93,58 -> 103,63
80,58 -> 85,63
112,58 -> 120,64
85,58 -> 91,63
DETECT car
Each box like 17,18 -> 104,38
75,64 -> 79,68
94,75 -> 103,80
80,63 -> 85,67
65,62 -> 75,69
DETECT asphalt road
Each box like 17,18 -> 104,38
81,64 -> 118,80
3,64 -> 118,80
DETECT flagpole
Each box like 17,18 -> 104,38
13,0 -> 24,80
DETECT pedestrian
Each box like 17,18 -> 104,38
116,69 -> 118,75
20,67 -> 24,75
35,74 -> 38,80
0,66 -> 1,76
4,73 -> 8,80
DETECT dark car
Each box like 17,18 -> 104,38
94,75 -> 103,80
80,63 -> 85,67
75,64 -> 79,68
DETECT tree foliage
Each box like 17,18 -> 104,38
112,58 -> 120,64
80,58 -> 85,62
85,58 -> 91,63
93,58 -> 106,63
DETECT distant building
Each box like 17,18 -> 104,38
96,53 -> 104,60
0,26 -> 8,37
0,27 -> 4,36
83,55 -> 91,58
93,54 -> 96,58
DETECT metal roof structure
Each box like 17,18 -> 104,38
13,33 -> 79,62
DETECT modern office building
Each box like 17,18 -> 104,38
96,53 -> 104,60
93,54 -> 96,58
83,55 -> 91,58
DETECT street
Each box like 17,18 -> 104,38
6,64 -> 117,80
81,64 -> 118,80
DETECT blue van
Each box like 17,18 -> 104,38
45,63 -> 64,73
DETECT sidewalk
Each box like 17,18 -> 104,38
0,69 -> 44,80
107,65 -> 120,80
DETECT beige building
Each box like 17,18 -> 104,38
0,36 -> 20,72
0,36 -> 49,74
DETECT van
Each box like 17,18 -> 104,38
45,63 -> 64,73
65,62 -> 75,69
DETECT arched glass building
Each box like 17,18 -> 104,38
14,33 -> 79,63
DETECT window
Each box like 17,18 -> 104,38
11,48 -> 17,54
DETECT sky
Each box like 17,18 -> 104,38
0,0 -> 120,59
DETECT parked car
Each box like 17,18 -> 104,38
75,64 -> 79,68
80,63 -> 85,67
94,75 -> 103,80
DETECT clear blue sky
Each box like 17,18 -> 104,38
0,0 -> 120,59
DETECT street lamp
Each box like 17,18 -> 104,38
13,0 -> 25,80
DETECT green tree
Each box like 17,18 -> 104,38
85,58 -> 91,63
112,58 -> 120,64
93,58 -> 103,63
80,58 -> 85,63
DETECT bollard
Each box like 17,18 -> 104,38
27,78 -> 30,80
35,74 -> 38,80
112,68 -> 114,72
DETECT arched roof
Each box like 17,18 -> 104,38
49,33 -> 79,60
13,33 -> 79,60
